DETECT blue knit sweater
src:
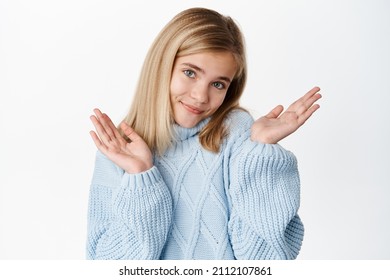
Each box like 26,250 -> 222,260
86,110 -> 304,260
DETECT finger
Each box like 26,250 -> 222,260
98,111 -> 122,140
89,130 -> 108,152
302,86 -> 321,102
93,108 -> 104,121
93,109 -> 116,141
298,104 -> 320,125
90,115 -> 113,145
120,122 -> 142,142
265,105 -> 284,119
103,113 -> 124,140
287,87 -> 321,112
296,92 -> 322,116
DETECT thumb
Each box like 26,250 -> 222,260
265,105 -> 284,119
120,122 -> 141,142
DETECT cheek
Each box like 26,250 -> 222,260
170,75 -> 186,98
210,93 -> 227,110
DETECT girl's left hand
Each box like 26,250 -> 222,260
251,87 -> 322,144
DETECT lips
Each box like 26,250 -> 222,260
180,101 -> 204,115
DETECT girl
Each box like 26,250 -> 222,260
87,7 -> 321,260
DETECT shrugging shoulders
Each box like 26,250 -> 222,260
86,108 -> 304,260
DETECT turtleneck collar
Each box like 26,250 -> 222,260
172,117 -> 210,141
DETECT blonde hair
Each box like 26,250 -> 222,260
120,7 -> 247,154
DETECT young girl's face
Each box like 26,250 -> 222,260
170,51 -> 237,128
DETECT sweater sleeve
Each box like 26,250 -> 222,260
86,151 -> 173,259
225,112 -> 304,260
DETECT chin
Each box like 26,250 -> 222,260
175,117 -> 201,128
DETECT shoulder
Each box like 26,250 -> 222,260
223,110 -> 298,167
219,108 -> 254,150
224,108 -> 254,136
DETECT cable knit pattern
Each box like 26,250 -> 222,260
86,110 -> 304,260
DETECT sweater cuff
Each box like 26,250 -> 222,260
120,166 -> 162,192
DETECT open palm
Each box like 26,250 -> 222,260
90,108 -> 153,174
251,87 -> 322,144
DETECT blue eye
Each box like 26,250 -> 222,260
184,70 -> 195,78
212,82 -> 225,90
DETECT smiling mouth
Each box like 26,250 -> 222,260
180,102 -> 204,115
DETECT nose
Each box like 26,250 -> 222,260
190,83 -> 209,103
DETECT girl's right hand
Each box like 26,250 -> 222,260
89,108 -> 153,174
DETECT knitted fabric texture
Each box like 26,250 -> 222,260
86,110 -> 304,259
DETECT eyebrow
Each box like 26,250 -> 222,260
181,63 -> 232,83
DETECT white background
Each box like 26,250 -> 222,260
0,0 -> 389,260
